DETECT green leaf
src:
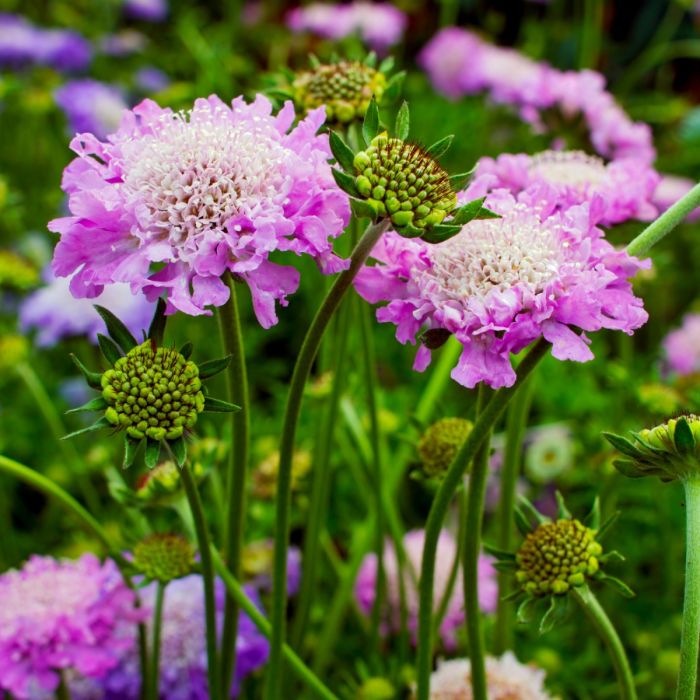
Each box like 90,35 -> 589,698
492,560 -> 517,572
482,543 -> 516,560
420,224 -> 463,245
123,436 -> 141,469
540,595 -> 569,634
599,550 -> 626,564
362,99 -> 379,145
516,596 -> 538,624
514,507 -> 533,537
308,53 -> 321,68
66,397 -> 108,415
63,416 -> 112,440
204,396 -> 242,413
394,101 -> 410,141
396,223 -> 424,238
179,342 -> 194,360
98,334 -> 123,365
332,168 -> 360,198
449,172 -> 471,190
71,354 -> 103,389
329,131 -> 356,172
518,496 -> 549,527
555,491 -> 572,519
350,198 -> 379,220
145,438 -> 161,470
675,417 -> 696,454
198,356 -> 232,380
364,51 -> 377,68
383,71 -> 405,102
378,55 -> 394,73
612,460 -> 647,479
584,497 -> 601,530
94,305 -> 137,352
425,134 -> 454,160
169,435 -> 187,467
602,432 -> 643,458
596,511 -> 620,541
148,298 -> 167,345
600,574 -> 635,598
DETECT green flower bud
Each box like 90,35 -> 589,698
516,519 -> 603,597
133,533 -> 194,583
293,61 -> 387,126
352,136 -> 457,233
101,341 -> 204,442
417,417 -> 473,478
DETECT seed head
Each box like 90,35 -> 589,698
418,417 -> 473,478
133,533 -> 194,583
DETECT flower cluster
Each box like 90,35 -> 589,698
50,94 -> 350,327
0,555 -> 142,700
419,28 -> 655,164
355,189 -> 648,389
355,529 -> 497,649
427,653 -> 555,700
0,13 -> 92,72
663,314 -> 700,377
55,80 -> 129,140
286,2 -> 407,52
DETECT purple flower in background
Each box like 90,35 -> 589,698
55,80 -> 128,140
135,66 -> 171,93
355,529 -> 497,650
123,0 -> 168,22
19,270 -> 154,347
663,314 -> 700,377
355,189 -> 648,389
99,31 -> 148,57
0,14 -> 38,67
0,555 -> 142,700
653,174 -> 700,222
287,2 -> 407,52
50,95 -> 350,326
471,150 -> 658,225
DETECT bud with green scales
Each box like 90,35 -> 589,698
65,299 -> 240,469
329,99 -> 499,243
417,417 -> 473,478
133,533 -> 194,583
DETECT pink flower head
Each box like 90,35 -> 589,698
50,95 -> 350,327
355,529 -> 497,650
471,150 -> 658,225
287,2 -> 407,52
653,174 -> 700,222
428,652 -> 555,699
355,189 -> 649,389
0,555 -> 143,700
663,314 -> 700,377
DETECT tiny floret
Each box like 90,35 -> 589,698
418,417 -> 473,478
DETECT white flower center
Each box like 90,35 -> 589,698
528,150 -> 607,191
120,104 -> 288,247
419,211 -> 562,302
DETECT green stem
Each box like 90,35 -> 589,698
217,274 -> 250,696
265,219 -> 389,700
211,548 -> 340,700
494,376 -> 535,654
16,362 -> 100,514
572,585 -> 638,700
55,673 -> 71,700
462,385 -> 492,700
578,0 -> 602,69
180,460 -> 221,700
626,182 -> 700,257
415,339 -> 550,700
676,478 -> 700,700
147,582 -> 166,700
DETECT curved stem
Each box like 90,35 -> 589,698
217,274 -> 250,696
180,460 -> 221,700
211,548 -> 340,700
147,582 -> 166,700
676,478 -> 700,700
494,376 -> 535,654
572,585 -> 637,700
265,218 -> 389,700
415,339 -> 550,700
462,386 -> 492,700
627,182 -> 700,257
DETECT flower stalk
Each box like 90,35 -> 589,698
146,582 -> 166,700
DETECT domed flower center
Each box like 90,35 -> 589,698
418,417 -> 473,478
101,340 -> 205,441
419,210 -> 562,303
353,135 -> 456,230
528,150 -> 607,191
516,519 -> 602,596
133,534 -> 194,583
121,105 -> 287,246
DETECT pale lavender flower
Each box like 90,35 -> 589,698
135,66 -> 171,93
355,529 -> 497,650
663,313 -> 700,376
652,174 -> 700,222
0,14 -> 38,67
123,0 -> 168,22
19,270 -> 154,347
55,80 -> 128,140
99,31 -> 148,57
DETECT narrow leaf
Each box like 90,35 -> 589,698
378,55 -> 394,73
308,53 -> 321,68
169,436 -> 187,467
602,432 -> 643,458
394,101 -> 410,141
66,397 -> 108,415
518,496 -> 549,526
555,491 -> 571,519
450,197 -> 486,226
482,543 -> 516,560
362,99 -> 379,145
514,507 -> 533,537
198,356 -> 232,380
94,305 -> 137,352
540,595 -> 569,634
329,131 -> 356,172
350,198 -> 379,220
179,342 -> 194,360
204,396 -> 242,413
612,460 -> 647,479
148,298 -> 167,345
396,223 -> 424,239
421,224 -> 463,245
71,354 -> 103,389
597,511 -> 620,541
449,172 -> 471,190
493,561 -> 518,572
674,417 -> 695,454
516,596 -> 538,624
426,134 -> 454,159
600,574 -> 635,598
63,416 -> 111,440
98,334 -> 123,365
145,438 -> 161,470
332,168 -> 360,198
599,550 -> 626,564
123,436 -> 141,469
383,71 -> 405,102
584,496 -> 601,530
365,51 -> 377,68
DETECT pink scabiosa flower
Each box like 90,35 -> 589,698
49,95 -> 350,327
427,653 -> 555,699
0,554 -> 142,700
355,189 -> 649,389
662,314 -> 700,377
653,174 -> 700,222
471,150 -> 658,225
355,529 -> 497,650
